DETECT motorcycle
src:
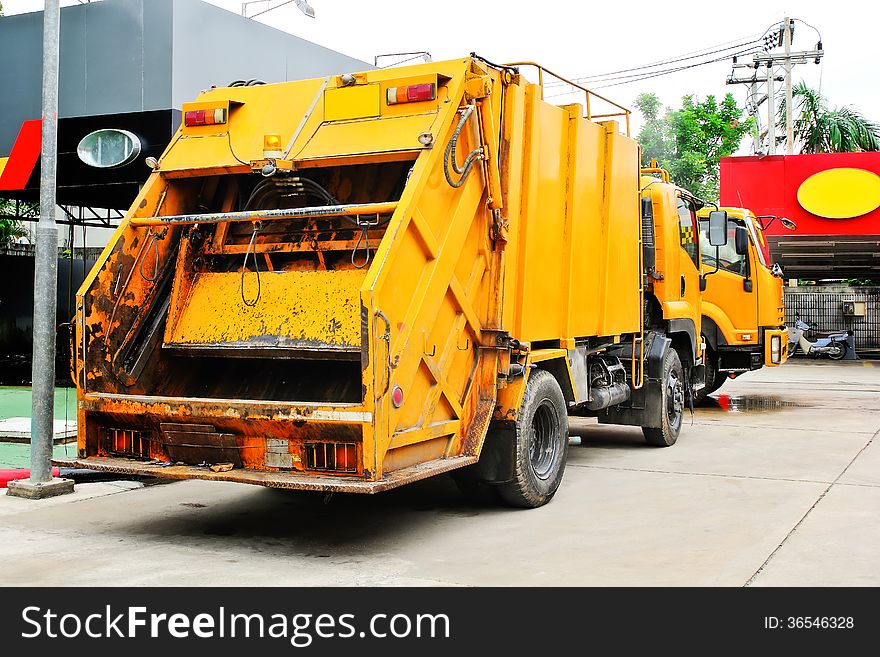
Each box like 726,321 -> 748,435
788,315 -> 852,360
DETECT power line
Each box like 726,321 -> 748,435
544,21 -> 788,92
564,37 -> 762,85
544,45 -> 762,97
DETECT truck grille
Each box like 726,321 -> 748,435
104,428 -> 152,459
303,442 -> 358,473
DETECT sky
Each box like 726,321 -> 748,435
6,0 -> 879,140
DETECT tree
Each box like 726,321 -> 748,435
0,199 -> 28,244
0,2 -> 32,244
634,93 -> 673,166
780,82 -> 880,154
635,92 -> 751,202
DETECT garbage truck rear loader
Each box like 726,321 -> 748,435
61,57 -> 702,507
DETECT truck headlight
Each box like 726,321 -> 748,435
771,334 -> 781,364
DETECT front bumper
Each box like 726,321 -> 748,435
763,327 -> 789,366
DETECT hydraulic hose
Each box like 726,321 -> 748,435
444,105 -> 484,188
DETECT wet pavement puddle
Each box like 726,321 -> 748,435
699,394 -> 806,414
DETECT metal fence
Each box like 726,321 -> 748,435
784,286 -> 880,351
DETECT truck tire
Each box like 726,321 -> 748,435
643,348 -> 684,447
497,369 -> 569,508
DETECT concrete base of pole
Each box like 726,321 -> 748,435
6,477 -> 74,500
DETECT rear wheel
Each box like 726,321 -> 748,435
643,348 -> 684,447
498,369 -> 569,509
827,341 -> 847,360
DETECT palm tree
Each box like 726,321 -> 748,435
779,82 -> 880,154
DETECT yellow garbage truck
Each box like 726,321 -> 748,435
694,206 -> 792,401
60,56 -> 707,507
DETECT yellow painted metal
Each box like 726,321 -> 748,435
73,56 -> 673,492
324,84 -> 381,122
294,113 -> 438,162
697,206 -> 787,361
640,174 -> 702,330
511,93 -> 641,344
164,269 -> 365,353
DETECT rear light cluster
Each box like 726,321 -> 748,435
304,442 -> 357,473
386,83 -> 436,105
184,108 -> 227,127
104,427 -> 152,459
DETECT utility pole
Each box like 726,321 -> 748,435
767,63 -> 776,154
783,17 -> 794,154
7,0 -> 74,500
726,19 -> 823,155
749,80 -> 760,154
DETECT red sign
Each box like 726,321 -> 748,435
0,120 -> 42,191
720,152 -> 880,236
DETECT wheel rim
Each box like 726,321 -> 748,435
666,370 -> 684,431
529,399 -> 560,480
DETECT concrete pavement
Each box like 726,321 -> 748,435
1,360 -> 877,586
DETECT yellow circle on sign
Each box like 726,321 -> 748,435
797,168 -> 880,219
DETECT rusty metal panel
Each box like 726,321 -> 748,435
160,422 -> 243,466
265,438 -> 294,469
54,454 -> 478,493
163,269 -> 365,355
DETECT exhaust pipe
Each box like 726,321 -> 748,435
584,383 -> 631,411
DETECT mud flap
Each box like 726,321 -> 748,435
458,421 -> 517,484
598,335 -> 670,429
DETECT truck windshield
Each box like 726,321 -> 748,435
744,218 -> 771,268
698,221 -> 748,276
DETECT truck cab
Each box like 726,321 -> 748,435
695,207 -> 790,400
636,170 -> 705,397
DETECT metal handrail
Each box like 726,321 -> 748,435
128,201 -> 398,227
505,61 -> 631,135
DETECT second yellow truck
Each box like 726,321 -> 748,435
695,207 -> 791,401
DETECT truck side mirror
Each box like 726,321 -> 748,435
734,226 -> 749,256
707,210 -> 728,246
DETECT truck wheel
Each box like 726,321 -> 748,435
643,348 -> 684,447
498,369 -> 569,509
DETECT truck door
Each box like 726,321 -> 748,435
698,220 -> 758,338
676,196 -> 702,326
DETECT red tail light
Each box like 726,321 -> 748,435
386,83 -> 436,105
184,108 -> 228,127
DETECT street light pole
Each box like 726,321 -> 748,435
7,0 -> 74,500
